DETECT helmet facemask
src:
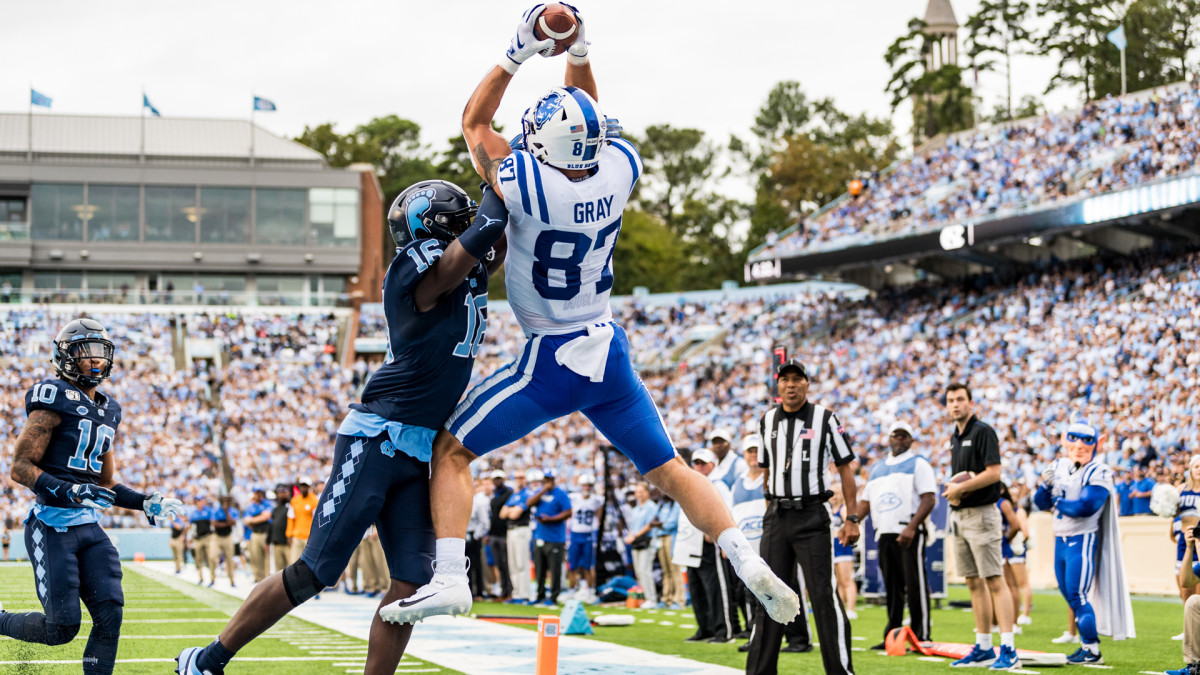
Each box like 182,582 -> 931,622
56,336 -> 114,387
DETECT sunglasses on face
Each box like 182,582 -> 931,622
1066,432 -> 1096,445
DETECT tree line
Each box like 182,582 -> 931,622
298,0 -> 1197,295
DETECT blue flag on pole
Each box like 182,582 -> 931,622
30,89 -> 52,108
143,94 -> 161,117
1107,25 -> 1127,51
253,96 -> 276,112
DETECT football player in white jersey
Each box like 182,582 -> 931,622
1033,421 -> 1134,665
379,3 -> 798,627
567,474 -> 602,598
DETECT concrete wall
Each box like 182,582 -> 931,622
944,512 -> 1180,597
6,528 -> 173,562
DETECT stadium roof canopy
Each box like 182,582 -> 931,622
0,112 -> 324,167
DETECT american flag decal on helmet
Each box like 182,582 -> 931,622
569,124 -> 584,132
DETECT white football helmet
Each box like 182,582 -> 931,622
521,86 -> 607,170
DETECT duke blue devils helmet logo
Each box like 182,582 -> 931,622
387,180 -> 478,248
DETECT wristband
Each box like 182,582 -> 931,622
33,472 -> 74,502
113,484 -> 151,511
567,51 -> 589,67
458,188 -> 507,260
499,58 -> 520,76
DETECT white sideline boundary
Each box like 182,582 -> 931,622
135,561 -> 741,674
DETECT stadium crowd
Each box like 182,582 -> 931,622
0,245 -> 1197,587
762,79 -> 1200,255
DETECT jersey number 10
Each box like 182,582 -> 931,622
69,419 -> 115,474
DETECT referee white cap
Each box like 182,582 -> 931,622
889,420 -> 915,438
741,433 -> 763,452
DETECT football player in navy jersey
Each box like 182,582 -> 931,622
0,318 -> 186,675
177,179 -> 508,675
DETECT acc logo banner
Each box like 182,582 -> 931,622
874,492 -> 904,513
738,515 -> 763,541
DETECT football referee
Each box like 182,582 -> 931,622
746,359 -> 857,675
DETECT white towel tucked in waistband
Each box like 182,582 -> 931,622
554,323 -> 614,383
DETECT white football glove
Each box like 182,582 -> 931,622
1040,459 -> 1058,487
501,4 -> 555,74
144,492 -> 186,525
562,3 -> 590,65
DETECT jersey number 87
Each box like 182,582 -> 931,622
532,221 -> 620,301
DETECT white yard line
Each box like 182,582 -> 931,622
136,560 -> 744,675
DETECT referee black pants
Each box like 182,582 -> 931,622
747,503 -> 853,675
878,531 -> 931,641
695,541 -> 740,640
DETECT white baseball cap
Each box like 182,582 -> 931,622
525,469 -> 544,482
741,434 -> 763,452
709,427 -> 734,443
692,448 -> 718,465
490,470 -> 507,479
578,474 -> 596,485
889,421 -> 915,438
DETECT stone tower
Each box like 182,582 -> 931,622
923,0 -> 959,69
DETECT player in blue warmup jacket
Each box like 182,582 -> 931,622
1034,420 -> 1135,665
0,318 -> 186,675
176,179 -> 508,675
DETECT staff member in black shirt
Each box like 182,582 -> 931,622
747,359 -> 857,675
488,470 -> 514,600
268,484 -> 292,576
942,383 -> 1020,668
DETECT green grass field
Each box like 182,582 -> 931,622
472,588 -> 1185,674
0,560 -> 1189,674
0,563 -> 458,675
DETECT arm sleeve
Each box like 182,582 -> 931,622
456,186 -> 508,260
913,458 -> 938,495
827,413 -> 855,466
1056,485 -> 1110,518
1034,484 -> 1055,512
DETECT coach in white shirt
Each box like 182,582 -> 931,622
856,421 -> 936,647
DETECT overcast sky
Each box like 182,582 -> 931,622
4,0 -> 1085,160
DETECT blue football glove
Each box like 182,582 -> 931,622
605,117 -> 623,140
143,492 -> 186,526
501,4 -> 555,74
68,483 -> 116,510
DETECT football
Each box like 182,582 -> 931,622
946,471 -> 976,506
534,3 -> 579,57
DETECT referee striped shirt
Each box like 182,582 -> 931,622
757,402 -> 855,499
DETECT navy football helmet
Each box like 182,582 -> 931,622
53,318 -> 114,387
387,180 -> 478,248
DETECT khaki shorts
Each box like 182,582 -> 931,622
950,503 -> 1004,579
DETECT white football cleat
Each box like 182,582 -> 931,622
740,558 -> 800,625
1050,630 -> 1080,644
379,560 -> 472,625
1016,614 -> 1032,626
